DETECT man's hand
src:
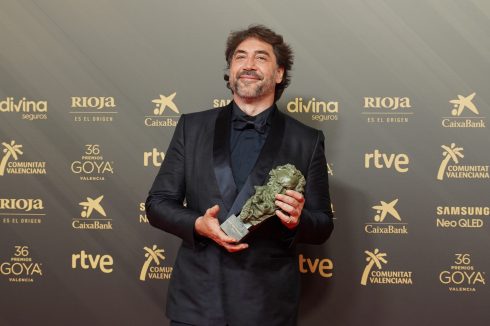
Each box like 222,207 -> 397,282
275,190 -> 305,229
195,205 -> 249,252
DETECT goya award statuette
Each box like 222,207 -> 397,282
220,164 -> 306,242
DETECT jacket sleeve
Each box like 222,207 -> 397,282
145,114 -> 201,248
291,130 -> 334,245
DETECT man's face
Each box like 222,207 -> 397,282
229,37 -> 284,100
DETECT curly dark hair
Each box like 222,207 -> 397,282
224,25 -> 294,102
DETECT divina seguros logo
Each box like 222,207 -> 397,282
0,97 -> 47,121
286,97 -> 339,122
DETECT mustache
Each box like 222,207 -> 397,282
237,70 -> 262,79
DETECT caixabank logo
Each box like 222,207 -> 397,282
442,92 -> 485,128
143,148 -> 165,167
436,143 -> 489,180
70,96 -> 117,123
360,249 -> 413,286
71,250 -> 113,273
144,92 -> 180,127
0,97 -> 48,121
0,140 -> 47,176
364,198 -> 408,235
139,245 -> 172,281
72,195 -> 113,230
287,97 -> 339,122
0,198 -> 45,225
439,253 -> 486,293
362,96 -> 413,124
436,205 -> 488,230
1,246 -> 43,283
70,144 -> 114,181
298,254 -> 333,278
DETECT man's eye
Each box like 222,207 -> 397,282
257,56 -> 267,61
235,55 -> 246,60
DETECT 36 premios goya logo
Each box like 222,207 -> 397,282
70,96 -> 117,123
0,140 -> 47,176
70,144 -> 114,181
439,253 -> 486,293
287,97 -> 339,122
436,206 -> 488,230
442,92 -> 485,128
364,198 -> 408,234
1,246 -> 43,283
437,143 -> 489,180
362,96 -> 413,124
0,198 -> 45,225
139,245 -> 172,281
72,195 -> 113,230
360,249 -> 413,286
144,92 -> 180,127
0,97 -> 48,121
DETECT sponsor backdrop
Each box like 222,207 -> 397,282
1,1 -> 488,325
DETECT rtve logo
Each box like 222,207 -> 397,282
71,250 -> 113,273
298,254 -> 333,278
364,149 -> 409,173
144,148 -> 165,167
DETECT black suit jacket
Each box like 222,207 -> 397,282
146,102 -> 334,326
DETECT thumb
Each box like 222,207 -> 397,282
206,204 -> 220,218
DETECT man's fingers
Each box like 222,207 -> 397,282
205,204 -> 220,218
285,190 -> 304,202
275,200 -> 295,214
275,193 -> 297,206
222,242 -> 249,252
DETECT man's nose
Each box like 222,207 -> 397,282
243,56 -> 257,69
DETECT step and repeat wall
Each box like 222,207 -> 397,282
1,1 -> 488,325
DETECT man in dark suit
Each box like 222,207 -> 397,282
146,25 -> 334,326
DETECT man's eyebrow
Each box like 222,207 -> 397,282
234,49 -> 271,56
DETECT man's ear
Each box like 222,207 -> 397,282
275,67 -> 284,84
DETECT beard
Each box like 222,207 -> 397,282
230,70 -> 276,99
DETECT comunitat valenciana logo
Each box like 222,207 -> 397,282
72,195 -> 113,230
439,253 -> 486,293
442,92 -> 485,128
139,245 -> 172,281
437,143 -> 489,180
362,96 -> 413,124
360,249 -> 413,286
0,246 -> 43,283
436,206 -> 488,229
144,148 -> 165,167
298,254 -> 333,278
0,198 -> 45,225
70,96 -> 117,123
145,92 -> 180,127
71,144 -> 114,181
365,198 -> 408,234
286,97 -> 338,122
0,140 -> 47,176
0,97 -> 48,121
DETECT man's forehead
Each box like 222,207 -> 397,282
234,37 -> 274,54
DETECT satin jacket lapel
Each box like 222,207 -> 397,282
213,103 -> 238,212
228,106 -> 286,216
